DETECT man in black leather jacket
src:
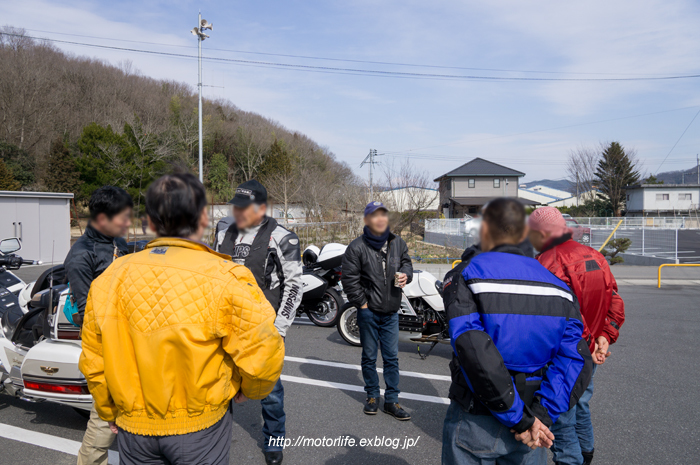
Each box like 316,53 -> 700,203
341,201 -> 413,421
66,186 -> 132,465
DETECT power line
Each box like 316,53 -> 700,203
379,105 -> 700,155
7,33 -> 700,83
655,107 -> 700,173
22,28 -> 676,78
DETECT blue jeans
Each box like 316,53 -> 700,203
551,365 -> 597,465
442,401 -> 546,465
261,379 -> 285,452
356,308 -> 400,403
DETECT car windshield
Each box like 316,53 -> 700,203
565,219 -> 579,227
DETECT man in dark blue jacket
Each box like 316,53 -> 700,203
442,198 -> 593,465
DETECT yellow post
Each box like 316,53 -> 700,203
597,219 -> 624,253
657,263 -> 700,288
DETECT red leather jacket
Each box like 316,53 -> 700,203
537,235 -> 625,352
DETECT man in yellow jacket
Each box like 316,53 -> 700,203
79,173 -> 284,465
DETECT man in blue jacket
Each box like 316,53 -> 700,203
442,198 -> 593,465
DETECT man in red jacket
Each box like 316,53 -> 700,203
528,207 -> 625,465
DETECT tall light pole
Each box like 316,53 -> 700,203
191,13 -> 213,183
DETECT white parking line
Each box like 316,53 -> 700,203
0,423 -> 119,463
281,374 -> 450,405
284,356 -> 452,381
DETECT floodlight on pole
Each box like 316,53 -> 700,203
190,12 -> 213,183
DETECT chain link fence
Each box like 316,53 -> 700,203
424,217 -> 700,264
589,228 -> 680,261
424,219 -> 480,250
573,216 -> 700,229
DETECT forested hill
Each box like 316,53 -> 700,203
0,27 -> 362,220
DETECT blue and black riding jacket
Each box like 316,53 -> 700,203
443,244 -> 593,433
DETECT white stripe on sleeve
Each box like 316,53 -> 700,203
468,282 -> 573,302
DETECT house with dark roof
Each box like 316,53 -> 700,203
433,158 -> 537,218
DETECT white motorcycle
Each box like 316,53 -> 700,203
0,238 -> 91,417
299,243 -> 346,327
336,269 -> 449,359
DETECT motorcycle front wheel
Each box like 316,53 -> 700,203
336,303 -> 362,347
306,288 -> 343,327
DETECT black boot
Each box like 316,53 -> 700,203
582,449 -> 594,465
264,451 -> 283,465
383,402 -> 411,421
364,397 -> 379,415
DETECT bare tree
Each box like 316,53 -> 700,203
261,139 -> 303,225
566,145 -> 599,203
378,159 -> 438,235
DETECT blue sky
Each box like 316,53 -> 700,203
4,0 -> 700,184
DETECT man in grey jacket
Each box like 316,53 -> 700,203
214,180 -> 302,465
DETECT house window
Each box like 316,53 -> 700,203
656,194 -> 669,201
468,179 -> 475,188
493,179 -> 501,188
626,194 -> 630,201
679,193 -> 692,200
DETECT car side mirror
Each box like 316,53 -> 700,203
0,238 -> 21,255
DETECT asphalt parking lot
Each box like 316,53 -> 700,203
1,266 -> 699,464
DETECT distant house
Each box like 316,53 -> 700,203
624,184 -> 700,217
379,186 -> 439,213
518,185 -> 600,208
434,158 -> 537,218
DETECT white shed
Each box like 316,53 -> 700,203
0,191 -> 73,263
624,184 -> 700,216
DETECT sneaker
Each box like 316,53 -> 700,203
383,402 -> 411,421
363,397 -> 379,415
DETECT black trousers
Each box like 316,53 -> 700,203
116,407 -> 232,465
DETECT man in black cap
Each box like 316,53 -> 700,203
214,180 -> 302,465
341,201 -> 413,420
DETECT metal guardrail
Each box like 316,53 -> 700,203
657,264 -> 700,288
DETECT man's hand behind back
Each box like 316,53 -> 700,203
512,418 -> 555,449
594,336 -> 611,365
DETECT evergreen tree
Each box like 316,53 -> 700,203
0,159 -> 21,191
594,142 -> 640,216
643,174 -> 663,184
44,137 -> 82,194
208,153 -> 233,203
0,141 -> 35,188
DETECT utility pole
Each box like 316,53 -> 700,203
190,13 -> 213,183
360,149 -> 379,200
576,172 -> 580,207
697,154 -> 699,185
197,12 -> 203,183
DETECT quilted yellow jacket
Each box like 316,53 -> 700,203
79,237 -> 284,436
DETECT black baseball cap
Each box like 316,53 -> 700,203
228,180 -> 268,207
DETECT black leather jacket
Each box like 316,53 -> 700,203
341,232 -> 413,314
64,224 -> 128,323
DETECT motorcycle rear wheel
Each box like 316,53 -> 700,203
306,288 -> 343,327
73,407 -> 90,420
337,303 -> 361,346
